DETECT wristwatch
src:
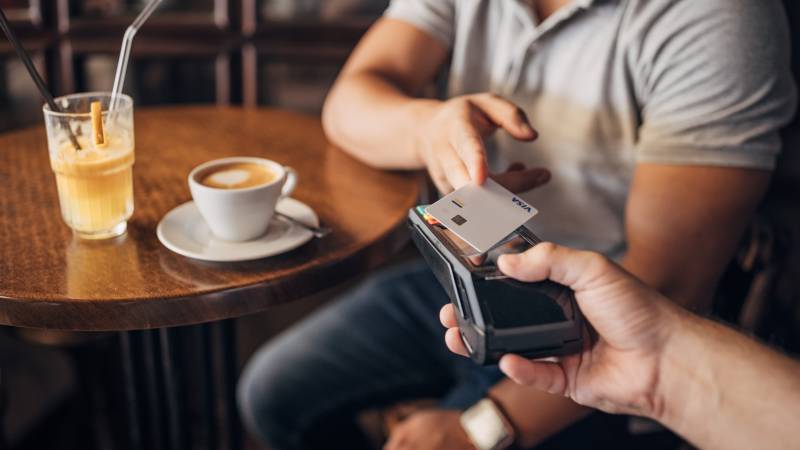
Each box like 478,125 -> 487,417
459,397 -> 516,450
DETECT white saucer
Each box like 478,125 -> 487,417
156,198 -> 318,262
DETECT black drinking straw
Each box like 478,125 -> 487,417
0,7 -> 81,150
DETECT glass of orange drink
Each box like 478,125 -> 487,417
43,92 -> 135,239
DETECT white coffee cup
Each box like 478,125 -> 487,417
188,157 -> 297,241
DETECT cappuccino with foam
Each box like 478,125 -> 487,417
198,162 -> 278,189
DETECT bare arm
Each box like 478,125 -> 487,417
486,163 -> 770,447
623,164 -> 770,309
322,18 -> 447,169
323,19 -> 545,194
467,244 -> 800,450
659,309 -> 800,450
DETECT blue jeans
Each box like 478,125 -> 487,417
237,261 -> 504,450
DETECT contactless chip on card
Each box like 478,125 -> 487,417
424,178 -> 538,255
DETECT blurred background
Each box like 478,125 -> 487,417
0,0 -> 390,132
2,1 -> 800,450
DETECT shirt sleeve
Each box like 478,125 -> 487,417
633,0 -> 797,170
383,0 -> 456,48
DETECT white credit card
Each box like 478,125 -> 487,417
425,178 -> 538,254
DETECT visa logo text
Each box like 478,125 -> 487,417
512,197 -> 533,214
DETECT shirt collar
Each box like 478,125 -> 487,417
512,0 -> 599,35
515,0 -> 598,11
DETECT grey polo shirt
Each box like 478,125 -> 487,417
385,0 -> 796,257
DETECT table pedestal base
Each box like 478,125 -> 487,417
119,320 -> 242,450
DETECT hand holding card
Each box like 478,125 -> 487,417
425,178 -> 538,255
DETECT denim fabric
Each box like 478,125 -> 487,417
237,261 -> 504,450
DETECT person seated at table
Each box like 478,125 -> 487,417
439,242 -> 800,450
238,1 -> 797,449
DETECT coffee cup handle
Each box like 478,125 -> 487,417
281,167 -> 298,198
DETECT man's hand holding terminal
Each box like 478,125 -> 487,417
441,243 -> 800,450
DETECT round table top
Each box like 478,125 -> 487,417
0,106 -> 419,331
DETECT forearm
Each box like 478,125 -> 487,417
322,72 -> 440,169
620,242 -> 721,313
657,311 -> 800,450
622,165 -> 772,312
621,251 -> 715,311
490,379 -> 591,447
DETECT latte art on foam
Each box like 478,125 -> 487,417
206,169 -> 250,187
199,162 -> 278,189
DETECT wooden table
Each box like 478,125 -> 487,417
0,106 -> 420,450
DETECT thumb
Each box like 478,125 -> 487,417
469,93 -> 537,141
499,354 -> 567,395
498,242 -> 617,292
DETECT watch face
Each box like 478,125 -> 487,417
460,399 -> 514,450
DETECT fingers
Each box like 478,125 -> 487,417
498,354 -> 568,395
425,139 -> 474,192
451,126 -> 489,184
428,94 -> 535,190
439,304 -> 458,328
426,155 -> 454,194
468,93 -> 537,141
444,327 -> 469,357
497,242 -> 618,291
441,305 -> 470,357
437,144 -> 472,190
446,94 -> 536,187
491,167 -> 551,193
428,163 -> 453,194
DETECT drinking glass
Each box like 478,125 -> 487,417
43,92 -> 135,239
